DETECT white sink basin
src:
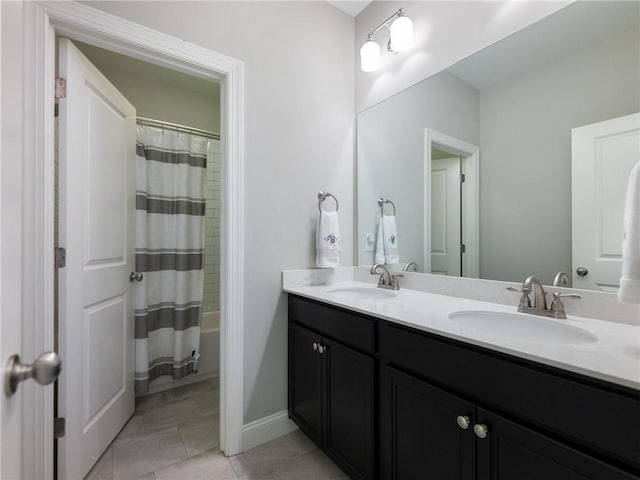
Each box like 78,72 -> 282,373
448,310 -> 598,345
327,286 -> 397,300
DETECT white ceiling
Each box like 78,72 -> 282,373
327,1 -> 372,17
447,1 -> 640,90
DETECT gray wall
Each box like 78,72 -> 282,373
85,0 -> 356,425
479,26 -> 640,283
89,65 -> 221,133
357,71 -> 479,270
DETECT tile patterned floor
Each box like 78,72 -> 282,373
85,379 -> 347,480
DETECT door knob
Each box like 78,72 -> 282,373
5,351 -> 61,396
576,267 -> 589,277
129,272 -> 144,282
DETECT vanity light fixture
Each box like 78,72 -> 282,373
360,8 -> 414,72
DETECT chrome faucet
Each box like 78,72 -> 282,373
402,262 -> 419,272
524,276 -> 547,310
507,275 -> 581,319
370,264 -> 403,290
552,271 -> 570,287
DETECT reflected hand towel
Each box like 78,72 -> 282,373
375,214 -> 399,265
619,161 -> 640,304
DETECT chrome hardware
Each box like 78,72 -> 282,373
509,276 -> 581,320
550,292 -> 582,319
318,345 -> 325,354
129,272 -> 144,282
313,342 -> 318,351
576,267 -> 589,277
552,271 -> 570,287
402,262 -> 418,272
523,276 -> 547,311
377,197 -> 397,216
506,285 -> 531,309
370,264 -> 403,290
318,191 -> 339,213
5,351 -> 61,396
456,415 -> 470,430
474,424 -> 489,439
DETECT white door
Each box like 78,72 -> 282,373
58,38 -> 136,479
572,113 -> 640,291
431,157 -> 462,276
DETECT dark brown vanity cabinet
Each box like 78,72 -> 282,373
288,295 -> 640,480
288,296 -> 375,480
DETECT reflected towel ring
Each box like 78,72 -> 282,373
378,198 -> 396,216
318,191 -> 339,213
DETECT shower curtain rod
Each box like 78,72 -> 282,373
136,116 -> 220,141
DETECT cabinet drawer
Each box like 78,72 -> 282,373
289,296 -> 375,354
380,322 -> 640,472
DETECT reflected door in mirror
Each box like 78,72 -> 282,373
572,113 -> 640,292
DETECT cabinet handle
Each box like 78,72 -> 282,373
473,424 -> 489,439
456,415 -> 470,430
312,342 -> 318,351
318,345 -> 325,354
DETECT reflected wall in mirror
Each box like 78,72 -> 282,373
356,1 -> 640,291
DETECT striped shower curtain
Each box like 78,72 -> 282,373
134,124 -> 208,394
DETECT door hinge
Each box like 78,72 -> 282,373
461,173 -> 466,183
461,243 -> 466,253
54,247 -> 66,268
54,417 -> 66,439
55,77 -> 66,99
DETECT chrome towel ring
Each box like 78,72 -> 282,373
378,198 -> 396,216
318,191 -> 339,213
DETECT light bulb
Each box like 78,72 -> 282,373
390,15 -> 413,52
360,38 -> 381,72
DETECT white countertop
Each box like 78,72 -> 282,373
284,280 -> 640,391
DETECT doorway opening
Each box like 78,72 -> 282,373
55,37 -> 225,479
424,129 -> 480,278
25,3 -> 245,479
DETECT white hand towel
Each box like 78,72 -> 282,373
618,161 -> 640,303
316,211 -> 341,268
375,216 -> 385,265
375,214 -> 399,265
382,214 -> 400,264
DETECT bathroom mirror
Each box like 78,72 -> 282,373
356,0 -> 640,291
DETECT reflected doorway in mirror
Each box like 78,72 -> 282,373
424,129 -> 479,278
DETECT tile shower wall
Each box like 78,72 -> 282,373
203,139 -> 221,314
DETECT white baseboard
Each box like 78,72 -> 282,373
241,410 -> 298,452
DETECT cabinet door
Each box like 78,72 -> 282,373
383,366 -> 474,480
289,323 -> 323,446
324,338 -> 375,480
476,408 -> 639,480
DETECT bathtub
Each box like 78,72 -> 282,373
141,310 -> 220,396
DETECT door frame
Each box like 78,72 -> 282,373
424,129 -> 479,278
22,2 -> 245,477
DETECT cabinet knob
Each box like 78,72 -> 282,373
318,345 -> 325,354
456,415 -> 470,430
312,342 -> 318,351
473,424 -> 489,439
